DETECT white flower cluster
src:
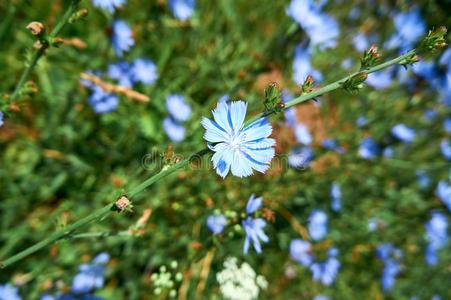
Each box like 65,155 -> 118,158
216,257 -> 268,300
150,263 -> 182,298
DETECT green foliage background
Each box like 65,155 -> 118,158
0,0 -> 450,299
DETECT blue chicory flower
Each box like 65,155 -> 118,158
92,0 -> 125,13
366,68 -> 393,90
321,139 -> 344,153
386,7 -> 426,52
356,115 -> 368,127
443,118 -> 451,133
436,181 -> 451,211
72,253 -> 109,294
294,123 -> 312,145
382,147 -> 394,158
288,146 -> 314,169
440,139 -> 451,160
308,210 -> 328,241
107,61 -> 134,87
201,101 -> 276,178
206,214 -> 227,235
314,296 -> 329,300
0,111 -> 4,127
376,243 -> 402,291
111,20 -> 134,57
168,0 -> 195,21
416,170 -> 430,188
368,218 -> 378,232
88,87 -> 119,114
330,182 -> 341,212
166,94 -> 191,122
292,45 -> 323,85
309,248 -> 340,286
352,32 -> 370,52
163,117 -> 186,142
242,217 -> 269,254
358,137 -> 380,160
287,0 -> 339,49
246,194 -> 263,215
391,124 -> 416,143
425,212 -> 448,265
289,239 -> 313,266
0,283 -> 21,300
131,58 -> 158,85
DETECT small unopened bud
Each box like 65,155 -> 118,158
341,72 -> 368,94
301,75 -> 315,93
264,82 -> 281,112
51,37 -> 64,47
26,22 -> 45,36
69,9 -> 89,24
419,26 -> 448,52
360,44 -> 381,69
115,196 -> 131,211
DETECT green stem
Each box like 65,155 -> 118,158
0,49 -> 416,269
8,0 -> 81,103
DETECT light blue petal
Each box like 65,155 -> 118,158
201,117 -> 228,143
212,101 -> 233,135
228,101 -> 247,132
231,150 -> 254,177
246,194 -> 262,214
242,118 -> 273,142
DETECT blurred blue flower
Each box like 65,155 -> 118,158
381,259 -> 400,291
163,117 -> 186,142
107,61 -> 133,87
412,60 -> 437,80
0,283 -> 21,300
368,218 -> 378,232
443,118 -> 451,133
166,94 -> 191,122
356,115 -> 368,127
131,58 -> 158,85
72,253 -> 109,294
88,87 -> 119,114
168,0 -> 195,21
387,7 -> 425,52
352,32 -> 370,52
366,68 -> 393,90
292,45 -> 322,85
287,0 -> 339,49
111,20 -> 134,57
314,295 -> 329,300
206,214 -> 226,234
376,244 -> 402,291
290,239 -> 313,266
309,248 -> 340,286
282,90 -> 297,127
321,139 -> 344,153
423,109 -> 437,121
436,181 -> 451,211
425,212 -> 448,265
358,137 -> 380,160
383,146 -> 394,158
308,210 -> 328,241
0,111 -> 4,127
201,101 -> 275,178
92,0 -> 125,13
246,194 -> 263,215
294,123 -> 312,145
391,124 -> 416,143
330,182 -> 341,212
288,146 -> 314,169
416,170 -> 430,188
440,139 -> 451,160
439,48 -> 451,68
242,217 -> 269,254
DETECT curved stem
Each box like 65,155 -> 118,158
8,0 -> 81,103
0,49 -> 416,269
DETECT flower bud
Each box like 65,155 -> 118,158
69,9 -> 89,24
419,26 -> 447,52
26,22 -> 45,36
301,75 -> 315,94
341,72 -> 368,94
264,82 -> 281,112
360,44 -> 381,69
115,196 -> 132,212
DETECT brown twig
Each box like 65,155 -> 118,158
80,72 -> 150,103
